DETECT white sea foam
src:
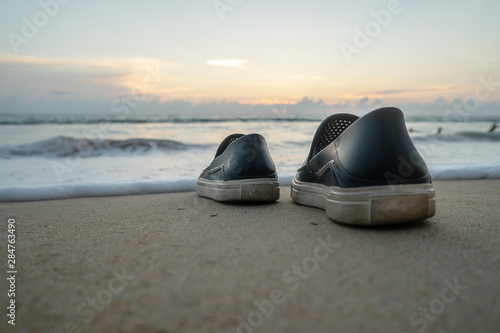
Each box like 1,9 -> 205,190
429,163 -> 500,180
1,165 -> 499,202
0,179 -> 197,202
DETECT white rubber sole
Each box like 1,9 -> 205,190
197,178 -> 280,202
291,178 -> 436,226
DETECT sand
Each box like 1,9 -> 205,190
1,180 -> 499,333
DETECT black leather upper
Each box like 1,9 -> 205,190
296,107 -> 432,188
199,133 -> 277,181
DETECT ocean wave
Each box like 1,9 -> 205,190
2,130 -> 498,160
0,114 -> 323,125
0,136 -> 201,158
412,131 -> 500,143
1,113 -> 499,125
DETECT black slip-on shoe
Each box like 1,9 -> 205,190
197,133 -> 280,202
291,107 -> 436,226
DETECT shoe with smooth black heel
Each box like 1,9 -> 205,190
197,133 -> 280,202
291,107 -> 436,226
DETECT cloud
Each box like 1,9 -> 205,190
0,54 -> 176,71
207,59 -> 247,68
356,97 -> 382,107
1,95 -> 499,119
372,85 -> 462,96
0,54 -> 177,100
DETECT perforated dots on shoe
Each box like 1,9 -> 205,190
227,137 -> 240,145
317,118 -> 354,153
215,133 -> 245,158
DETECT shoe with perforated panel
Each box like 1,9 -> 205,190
197,133 -> 280,202
291,107 -> 436,225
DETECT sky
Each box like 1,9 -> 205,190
0,0 -> 499,116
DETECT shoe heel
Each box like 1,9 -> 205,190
241,182 -> 280,201
197,178 -> 280,202
323,190 -> 436,225
291,179 -> 435,225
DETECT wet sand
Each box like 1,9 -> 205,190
0,180 -> 499,332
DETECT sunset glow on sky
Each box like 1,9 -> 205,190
1,0 -> 499,114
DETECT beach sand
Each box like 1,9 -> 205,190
1,180 -> 499,332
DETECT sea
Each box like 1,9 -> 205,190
1,112 -> 499,201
